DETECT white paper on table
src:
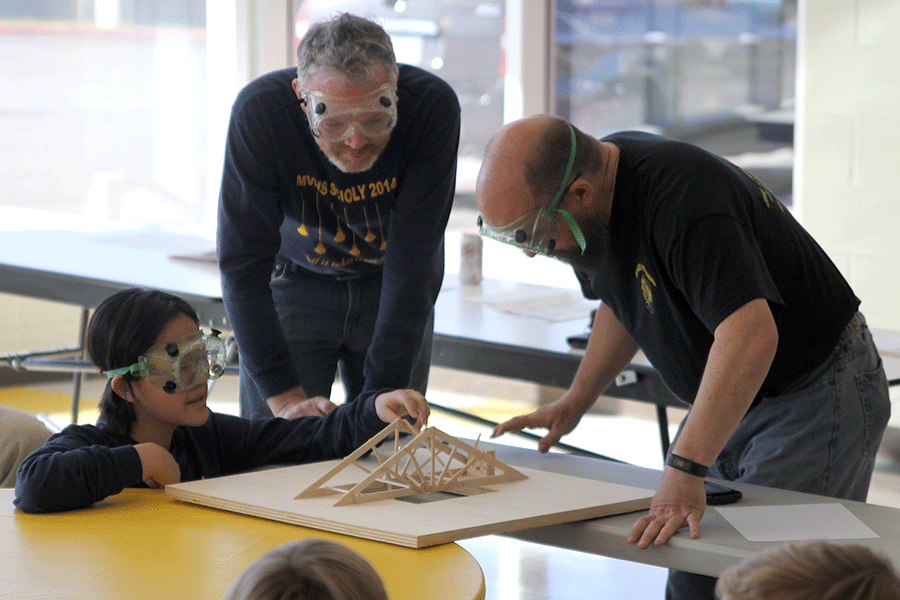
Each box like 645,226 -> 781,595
715,503 -> 879,542
472,291 -> 594,323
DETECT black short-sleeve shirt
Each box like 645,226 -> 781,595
576,131 -> 859,404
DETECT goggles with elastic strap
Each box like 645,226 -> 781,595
105,330 -> 227,394
478,122 -> 587,255
302,82 -> 398,142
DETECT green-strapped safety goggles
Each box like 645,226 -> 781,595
478,122 -> 587,255
105,330 -> 227,394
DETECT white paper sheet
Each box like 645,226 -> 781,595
715,503 -> 879,542
468,290 -> 595,323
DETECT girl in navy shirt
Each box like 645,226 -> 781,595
14,288 -> 428,513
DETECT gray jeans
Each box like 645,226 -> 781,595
709,311 -> 889,499
666,311 -> 891,600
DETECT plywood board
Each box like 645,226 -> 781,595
166,457 -> 654,548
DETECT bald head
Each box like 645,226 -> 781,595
477,116 -> 617,265
476,115 -> 564,226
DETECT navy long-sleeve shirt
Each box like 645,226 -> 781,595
217,65 -> 460,400
14,391 -> 388,513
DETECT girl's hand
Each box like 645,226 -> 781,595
374,389 -> 430,430
134,442 -> 181,488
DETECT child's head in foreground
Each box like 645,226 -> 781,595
716,541 -> 900,600
222,538 -> 388,600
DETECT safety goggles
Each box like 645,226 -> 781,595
303,82 -> 398,142
478,122 -> 586,255
105,330 -> 227,394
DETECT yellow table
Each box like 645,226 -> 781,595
0,488 -> 484,600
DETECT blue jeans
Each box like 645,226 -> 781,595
666,312 -> 891,600
239,264 -> 434,417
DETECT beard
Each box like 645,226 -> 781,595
316,132 -> 392,174
323,145 -> 382,173
550,214 -> 611,272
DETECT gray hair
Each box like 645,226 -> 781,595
296,12 -> 398,91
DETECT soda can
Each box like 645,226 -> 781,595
460,232 -> 483,285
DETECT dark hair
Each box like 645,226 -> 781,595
296,12 -> 398,90
522,118 -> 601,208
86,288 -> 198,436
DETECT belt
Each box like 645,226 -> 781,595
273,256 -> 362,281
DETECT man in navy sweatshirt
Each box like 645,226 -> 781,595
218,13 -> 460,419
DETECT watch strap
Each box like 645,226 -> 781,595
666,453 -> 709,478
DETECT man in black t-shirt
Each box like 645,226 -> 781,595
477,115 -> 890,599
218,13 -> 459,420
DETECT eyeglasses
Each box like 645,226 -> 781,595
105,330 -> 227,394
478,122 -> 587,255
303,82 -> 398,142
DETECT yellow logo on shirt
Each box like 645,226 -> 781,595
743,170 -> 784,212
635,263 -> 657,314
295,174 -> 397,203
293,174 -> 395,268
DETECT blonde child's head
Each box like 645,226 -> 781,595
716,541 -> 900,600
223,539 -> 388,600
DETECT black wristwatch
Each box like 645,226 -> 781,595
666,453 -> 709,478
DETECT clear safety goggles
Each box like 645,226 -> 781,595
303,82 -> 398,142
105,330 -> 227,394
478,122 -> 586,256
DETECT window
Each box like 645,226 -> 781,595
0,1 -> 208,225
555,0 -> 796,201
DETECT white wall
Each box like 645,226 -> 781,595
794,0 -> 900,330
0,295 -> 82,357
207,0 -> 296,223
504,0 -> 553,120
